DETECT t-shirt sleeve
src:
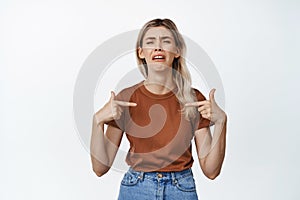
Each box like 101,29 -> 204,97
193,89 -> 212,130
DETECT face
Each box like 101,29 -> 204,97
138,26 -> 180,70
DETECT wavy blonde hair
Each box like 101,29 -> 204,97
136,18 -> 197,120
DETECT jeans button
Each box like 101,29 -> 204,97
157,173 -> 163,178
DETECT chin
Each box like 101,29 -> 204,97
148,63 -> 171,71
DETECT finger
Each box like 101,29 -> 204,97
112,106 -> 118,115
116,106 -> 123,113
198,106 -> 205,112
209,88 -> 216,103
110,91 -> 116,101
114,111 -> 122,120
201,110 -> 211,116
110,92 -> 115,114
111,109 -> 117,119
202,113 -> 211,120
185,100 -> 208,107
115,100 -> 137,107
197,103 -> 211,110
198,106 -> 210,113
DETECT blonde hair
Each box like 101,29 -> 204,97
136,18 -> 197,120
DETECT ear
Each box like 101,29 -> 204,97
138,47 -> 145,59
174,48 -> 180,58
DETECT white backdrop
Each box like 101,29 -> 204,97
1,0 -> 299,199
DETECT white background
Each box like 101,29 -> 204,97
1,0 -> 299,199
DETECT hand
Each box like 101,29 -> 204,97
185,89 -> 226,124
95,91 -> 137,124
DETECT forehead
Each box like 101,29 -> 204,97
143,26 -> 174,39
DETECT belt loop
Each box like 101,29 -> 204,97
171,172 -> 176,185
138,171 -> 144,181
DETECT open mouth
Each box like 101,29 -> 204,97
152,54 -> 166,61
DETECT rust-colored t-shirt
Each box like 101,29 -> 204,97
106,81 -> 210,172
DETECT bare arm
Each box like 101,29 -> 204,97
185,88 -> 227,180
90,91 -> 136,177
194,117 -> 227,180
90,116 -> 123,177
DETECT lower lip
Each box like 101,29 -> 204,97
153,59 -> 165,62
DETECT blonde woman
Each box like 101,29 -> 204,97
91,18 -> 227,199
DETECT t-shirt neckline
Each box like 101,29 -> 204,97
138,81 -> 177,100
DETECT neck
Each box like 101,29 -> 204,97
144,68 -> 175,95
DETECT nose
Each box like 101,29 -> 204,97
154,41 -> 162,51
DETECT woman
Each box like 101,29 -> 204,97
90,18 -> 227,199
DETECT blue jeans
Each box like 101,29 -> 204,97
118,167 -> 198,200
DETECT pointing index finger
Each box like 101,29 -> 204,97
185,101 -> 207,107
114,100 -> 137,107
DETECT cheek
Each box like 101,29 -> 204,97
141,48 -> 152,58
166,52 -> 176,61
143,47 -> 153,53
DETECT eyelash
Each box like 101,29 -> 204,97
145,41 -> 171,44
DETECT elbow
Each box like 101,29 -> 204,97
93,170 -> 106,177
91,156 -> 111,177
92,166 -> 110,177
205,170 -> 220,180
202,164 -> 221,180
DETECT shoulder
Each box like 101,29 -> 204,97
192,88 -> 207,101
115,81 -> 143,101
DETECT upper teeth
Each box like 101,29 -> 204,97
154,55 -> 163,59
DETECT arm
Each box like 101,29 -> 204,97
185,88 -> 227,180
194,117 -> 227,180
90,91 -> 136,177
90,117 -> 123,177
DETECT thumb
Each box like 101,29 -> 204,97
209,88 -> 216,102
110,91 -> 116,101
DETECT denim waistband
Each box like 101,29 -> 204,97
128,167 -> 193,182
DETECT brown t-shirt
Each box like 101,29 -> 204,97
106,81 -> 210,172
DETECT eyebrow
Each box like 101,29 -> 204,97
161,36 -> 172,40
145,37 -> 156,40
145,36 -> 173,40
